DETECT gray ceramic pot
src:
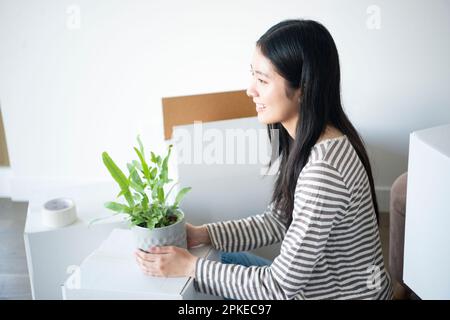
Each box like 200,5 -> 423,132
131,211 -> 187,251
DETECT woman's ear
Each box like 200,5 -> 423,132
295,88 -> 301,103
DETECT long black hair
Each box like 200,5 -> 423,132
257,19 -> 379,226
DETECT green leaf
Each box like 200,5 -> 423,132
150,167 -> 157,180
174,187 -> 192,207
146,217 -> 158,229
132,160 -> 143,172
151,151 -> 162,166
137,135 -> 144,155
134,147 -> 151,184
141,193 -> 149,211
157,187 -> 165,204
132,193 -> 142,202
102,152 -> 129,190
132,206 -> 143,215
151,184 -> 158,201
129,179 -> 144,194
102,152 -> 134,207
160,145 -> 172,182
104,201 -> 131,213
116,189 -> 125,198
127,164 -> 145,188
150,151 -> 158,164
126,163 -> 134,174
162,145 -> 172,169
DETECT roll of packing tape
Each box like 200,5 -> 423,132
41,198 -> 77,228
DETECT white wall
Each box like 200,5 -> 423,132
1,0 -> 449,210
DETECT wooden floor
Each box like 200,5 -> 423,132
0,197 -> 391,300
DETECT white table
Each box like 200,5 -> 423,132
24,181 -> 130,299
61,229 -> 220,300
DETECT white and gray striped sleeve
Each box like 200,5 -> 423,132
194,162 -> 350,299
204,202 -> 288,252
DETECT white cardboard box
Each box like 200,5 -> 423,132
24,182 -> 130,299
62,228 -> 220,300
404,124 -> 450,299
173,118 -> 281,261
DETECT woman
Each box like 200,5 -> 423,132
135,19 -> 393,300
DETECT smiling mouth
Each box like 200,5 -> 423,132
255,103 -> 266,113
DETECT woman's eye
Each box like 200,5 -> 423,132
249,69 -> 266,84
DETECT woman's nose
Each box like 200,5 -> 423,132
246,83 -> 258,98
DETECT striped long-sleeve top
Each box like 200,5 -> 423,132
193,135 -> 393,300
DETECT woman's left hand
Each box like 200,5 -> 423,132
135,246 -> 198,278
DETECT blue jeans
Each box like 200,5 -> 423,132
220,252 -> 272,300
220,251 -> 273,267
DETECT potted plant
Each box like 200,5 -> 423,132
101,136 -> 191,251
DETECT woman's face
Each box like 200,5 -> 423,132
246,47 -> 301,126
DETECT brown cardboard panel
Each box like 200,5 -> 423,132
0,108 -> 10,166
162,90 -> 256,140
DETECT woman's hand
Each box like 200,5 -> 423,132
135,246 -> 198,278
186,223 -> 211,248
